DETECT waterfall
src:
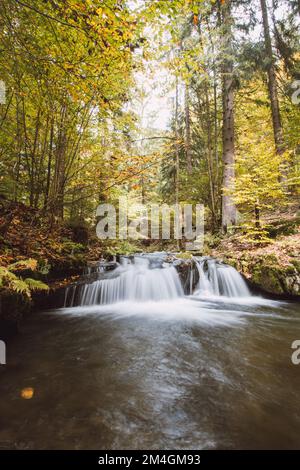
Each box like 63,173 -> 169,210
65,256 -> 184,307
64,254 -> 251,308
193,257 -> 250,298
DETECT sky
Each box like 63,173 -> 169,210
132,68 -> 174,132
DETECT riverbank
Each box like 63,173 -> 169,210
0,199 -> 95,337
212,231 -> 300,298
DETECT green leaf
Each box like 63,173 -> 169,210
24,278 -> 49,292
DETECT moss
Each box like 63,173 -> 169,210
252,265 -> 285,294
223,258 -> 238,270
291,259 -> 300,271
261,253 -> 279,265
176,252 -> 193,260
284,264 -> 297,275
267,217 -> 300,238
204,233 -> 222,249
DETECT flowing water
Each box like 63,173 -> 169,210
0,254 -> 300,449
71,257 -> 184,306
194,257 -> 250,297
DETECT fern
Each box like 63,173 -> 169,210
0,260 -> 49,298
24,278 -> 49,292
8,258 -> 38,272
9,278 -> 31,297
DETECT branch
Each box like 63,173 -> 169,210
131,136 -> 175,143
14,0 -> 83,31
63,154 -> 175,206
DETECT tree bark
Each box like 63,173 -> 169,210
184,83 -> 192,174
44,117 -> 54,210
51,104 -> 67,219
260,0 -> 286,179
204,83 -> 217,228
174,74 -> 181,250
255,202 -> 261,229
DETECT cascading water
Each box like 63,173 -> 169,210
193,257 -> 250,298
64,254 -> 251,308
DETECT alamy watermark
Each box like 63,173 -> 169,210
291,80 -> 300,105
0,340 -> 6,365
0,80 -> 6,105
291,340 -> 300,365
96,197 -> 204,251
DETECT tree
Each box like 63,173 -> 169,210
260,0 -> 287,180
233,79 -> 285,237
219,0 -> 237,232
0,0 -> 137,221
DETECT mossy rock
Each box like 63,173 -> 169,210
176,252 -> 193,260
222,257 -> 239,270
291,259 -> 300,272
250,262 -> 300,296
252,265 -> 285,294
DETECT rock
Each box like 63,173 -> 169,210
174,258 -> 199,294
225,256 -> 300,298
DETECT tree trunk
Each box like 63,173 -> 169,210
184,84 -> 192,174
260,0 -> 286,179
221,0 -> 237,233
29,108 -> 41,207
14,94 -> 21,202
44,117 -> 54,210
213,69 -> 219,205
174,76 -> 180,208
51,104 -> 67,219
206,17 -> 220,222
255,202 -> 261,229
174,75 -> 181,250
204,83 -> 217,228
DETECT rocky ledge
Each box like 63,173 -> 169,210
212,232 -> 300,298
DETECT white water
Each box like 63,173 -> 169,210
64,255 -> 252,308
66,257 -> 184,307
194,257 -> 250,298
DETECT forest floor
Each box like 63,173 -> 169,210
0,198 -> 103,289
212,200 -> 300,296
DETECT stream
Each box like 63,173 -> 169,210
0,254 -> 300,449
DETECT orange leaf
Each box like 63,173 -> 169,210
21,387 -> 34,400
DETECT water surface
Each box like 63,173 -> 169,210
1,296 -> 300,449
